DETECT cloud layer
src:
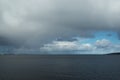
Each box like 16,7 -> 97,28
0,0 -> 120,47
40,39 -> 120,54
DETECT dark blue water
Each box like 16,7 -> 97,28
0,55 -> 120,80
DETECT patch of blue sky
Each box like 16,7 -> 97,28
77,31 -> 120,44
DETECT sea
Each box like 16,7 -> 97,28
0,55 -> 120,80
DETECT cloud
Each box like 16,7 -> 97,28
40,39 -> 120,54
40,41 -> 79,51
95,39 -> 112,48
40,40 -> 95,53
0,0 -> 120,47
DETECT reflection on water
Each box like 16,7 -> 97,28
0,55 -> 120,80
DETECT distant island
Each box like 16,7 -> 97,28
107,52 -> 120,55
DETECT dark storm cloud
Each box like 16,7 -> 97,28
0,0 -> 120,47
0,36 -> 21,46
0,36 -> 12,46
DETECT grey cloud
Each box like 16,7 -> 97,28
0,36 -> 13,46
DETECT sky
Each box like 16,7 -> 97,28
0,0 -> 120,54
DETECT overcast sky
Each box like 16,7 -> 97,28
0,0 -> 120,54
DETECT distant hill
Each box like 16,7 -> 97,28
107,52 -> 120,55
